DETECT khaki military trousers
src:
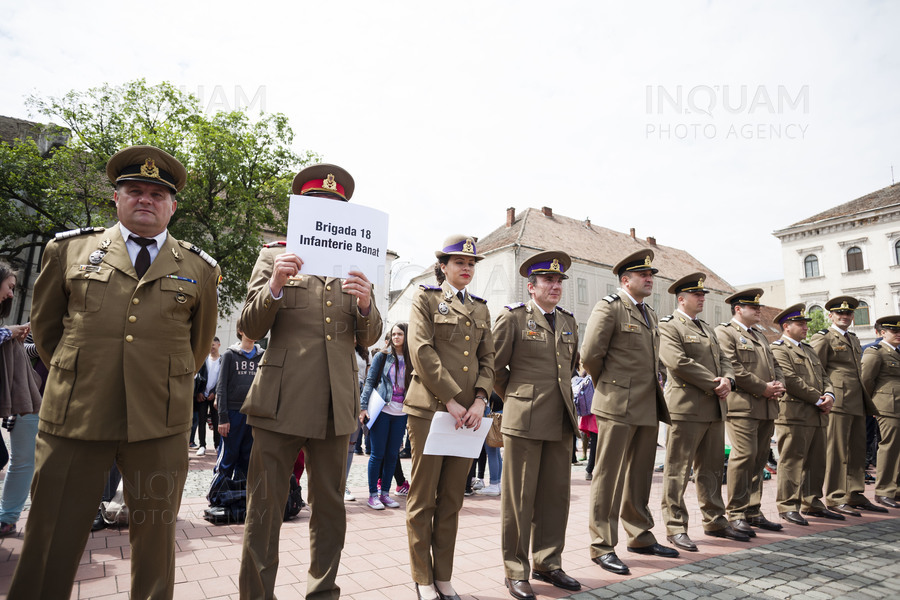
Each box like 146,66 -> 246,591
725,417 -> 774,520
775,424 -> 827,513
660,419 -> 729,536
875,416 -> 900,498
500,432 -> 572,579
405,414 -> 472,585
588,418 -> 659,557
8,431 -> 189,600
239,426 -> 349,600
824,411 -> 867,507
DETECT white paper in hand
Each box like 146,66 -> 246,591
422,412 -> 492,459
366,388 -> 386,429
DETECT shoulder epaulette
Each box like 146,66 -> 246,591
54,227 -> 104,240
817,329 -> 829,335
263,240 -> 286,248
718,322 -> 729,328
602,293 -> 620,304
556,306 -> 573,317
772,339 -> 785,345
469,293 -> 487,303
420,284 -> 441,291
659,315 -> 674,323
505,302 -> 526,311
179,241 -> 218,268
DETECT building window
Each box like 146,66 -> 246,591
847,246 -> 864,272
895,240 -> 900,265
714,305 -> 722,325
808,304 -> 823,315
577,278 -> 588,304
855,300 -> 870,326
803,254 -> 820,278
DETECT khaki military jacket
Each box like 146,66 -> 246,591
861,341 -> 900,418
404,282 -> 495,418
659,312 -> 734,422
809,327 -> 871,416
770,337 -> 832,427
492,299 -> 579,440
31,225 -> 220,442
714,320 -> 783,420
581,291 -> 670,427
239,246 -> 382,438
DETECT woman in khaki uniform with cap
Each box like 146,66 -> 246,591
404,235 -> 495,600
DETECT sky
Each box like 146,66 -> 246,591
2,1 -> 898,289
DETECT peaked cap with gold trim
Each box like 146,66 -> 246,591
668,272 -> 709,295
774,303 -> 811,325
725,288 -> 764,307
612,249 -> 658,276
519,250 -> 571,279
106,145 -> 187,193
825,295 -> 858,313
435,234 -> 485,262
291,163 -> 355,201
875,315 -> 900,331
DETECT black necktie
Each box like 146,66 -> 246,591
636,302 -> 649,327
545,311 -> 556,332
130,236 -> 155,278
692,318 -> 702,331
457,291 -> 464,303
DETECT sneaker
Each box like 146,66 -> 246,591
396,480 -> 410,496
367,495 -> 385,510
472,478 -> 485,491
196,446 -> 206,457
345,488 -> 356,502
585,471 -> 593,481
464,487 -> 474,497
189,442 -> 197,449
477,483 -> 500,496
0,523 -> 16,537
379,494 -> 400,508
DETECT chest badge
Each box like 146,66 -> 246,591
89,250 -> 106,265
438,302 -> 449,315
175,293 -> 187,304
527,319 -> 537,331
99,238 -> 111,251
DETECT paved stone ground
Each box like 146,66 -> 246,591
569,518 -> 900,600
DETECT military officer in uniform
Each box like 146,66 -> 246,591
810,296 -> 887,516
582,249 -> 677,577
9,146 -> 220,600
715,289 -> 785,535
860,316 -> 900,509
404,235 -> 494,600
769,304 -> 842,525
659,273 -> 748,552
238,164 -> 383,600
493,251 -> 581,600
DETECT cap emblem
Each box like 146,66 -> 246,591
140,158 -> 160,180
322,173 -> 338,192
550,258 -> 561,273
697,277 -> 705,288
754,294 -> 761,303
644,256 -> 652,267
463,238 -> 474,253
840,301 -> 850,310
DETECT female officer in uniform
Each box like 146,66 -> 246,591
404,235 -> 495,600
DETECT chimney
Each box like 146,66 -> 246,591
647,236 -> 657,247
630,227 -> 636,239
542,206 -> 553,217
506,207 -> 516,227
584,217 -> 591,228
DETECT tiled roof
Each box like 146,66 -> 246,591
787,182 -> 900,228
477,208 -> 735,293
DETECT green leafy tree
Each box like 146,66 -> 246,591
806,308 -> 828,341
1,79 -> 319,314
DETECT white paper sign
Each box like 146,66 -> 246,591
285,194 -> 389,281
423,413 -> 492,459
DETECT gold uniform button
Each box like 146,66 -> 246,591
178,286 -> 184,292
557,351 -> 560,356
558,377 -> 561,382
132,298 -> 140,305
463,350 -> 469,356
326,335 -> 332,341
128,316 -> 137,323
125,335 -> 134,343
465,335 -> 470,341
558,364 -> 562,369
326,317 -> 332,323
462,366 -> 469,372
326,300 -> 333,307
326,285 -> 332,291
466,321 -> 471,327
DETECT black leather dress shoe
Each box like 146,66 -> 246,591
779,511 -> 809,526
747,515 -> 783,531
802,508 -> 845,521
876,495 -> 900,508
705,524 -> 750,542
627,542 -> 679,558
667,533 -> 697,552
592,552 -> 629,575
91,510 -> 107,532
532,569 -> 581,591
855,500 -> 889,513
505,579 -> 535,600
729,520 -> 757,537
832,504 -> 862,517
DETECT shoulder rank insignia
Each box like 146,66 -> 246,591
469,293 -> 487,303
602,293 -> 620,304
556,306 -> 573,317
505,302 -> 526,311
659,315 -> 674,322
263,240 -> 287,248
179,241 -> 218,268
817,329 -> 829,335
773,339 -> 785,345
718,322 -> 729,327
55,227 -> 104,240
420,284 -> 442,291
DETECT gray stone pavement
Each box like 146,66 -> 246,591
568,517 -> 900,600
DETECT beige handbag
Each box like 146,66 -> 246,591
485,412 -> 503,448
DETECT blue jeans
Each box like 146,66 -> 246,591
367,412 -> 407,496
211,410 -> 253,486
485,444 -> 502,485
0,413 -> 40,524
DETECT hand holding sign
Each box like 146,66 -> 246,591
342,270 -> 372,315
268,253 -> 304,298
